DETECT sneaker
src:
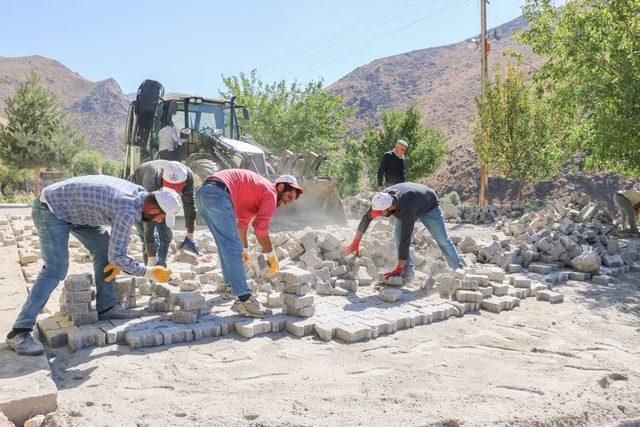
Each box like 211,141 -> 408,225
231,295 -> 273,317
6,332 -> 44,356
98,304 -> 139,320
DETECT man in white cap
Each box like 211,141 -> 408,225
128,160 -> 198,267
377,139 -> 409,191
6,175 -> 181,355
344,182 -> 464,279
196,169 -> 303,317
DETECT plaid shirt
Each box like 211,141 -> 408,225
41,175 -> 148,276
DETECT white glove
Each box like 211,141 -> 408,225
146,256 -> 158,267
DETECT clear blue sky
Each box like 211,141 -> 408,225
1,0 -> 527,96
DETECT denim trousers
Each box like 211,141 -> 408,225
394,206 -> 464,273
195,182 -> 250,297
135,220 -> 173,265
14,200 -> 115,330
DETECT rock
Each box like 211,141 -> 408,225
571,251 -> 601,273
378,288 -> 402,302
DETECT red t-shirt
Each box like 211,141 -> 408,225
207,169 -> 277,237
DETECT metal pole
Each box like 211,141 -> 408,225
478,0 -> 489,207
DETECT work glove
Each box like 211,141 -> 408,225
242,248 -> 250,265
384,264 -> 404,280
145,266 -> 173,283
343,238 -> 361,257
146,256 -> 158,267
265,251 -> 279,276
103,263 -> 121,282
180,234 -> 200,255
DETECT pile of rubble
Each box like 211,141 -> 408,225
440,202 -> 529,224
456,193 -> 639,284
342,192 -> 373,220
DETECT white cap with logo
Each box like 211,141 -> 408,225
153,187 -> 183,229
162,161 -> 188,185
370,192 -> 393,218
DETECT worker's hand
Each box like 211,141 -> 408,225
265,251 -> 279,276
103,263 -> 121,282
343,238 -> 361,257
384,264 -> 404,279
145,266 -> 173,283
634,202 -> 640,216
242,248 -> 250,265
377,186 -> 384,191
146,256 -> 158,267
179,234 -> 200,255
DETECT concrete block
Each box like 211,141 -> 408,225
478,286 -> 493,298
158,324 -> 194,345
512,277 -> 532,289
330,265 -> 349,277
192,262 -> 216,274
281,304 -> 315,317
153,283 -> 180,299
490,282 -> 509,296
179,280 -> 201,292
335,279 -> 358,292
283,282 -> 311,296
569,271 -> 591,281
536,290 -> 564,303
459,279 -> 479,291
191,320 -> 222,340
24,414 -> 46,427
268,315 -> 289,332
382,310 -> 412,329
529,263 -> 553,274
592,275 -> 613,285
175,293 -> 205,310
282,293 -> 314,309
285,318 -> 316,337
277,266 -> 314,283
235,318 -> 271,338
454,290 -> 483,303
314,321 -> 339,341
335,322 -> 373,342
378,288 -> 402,302
66,326 -> 106,351
507,264 -> 523,273
125,328 -> 164,349
508,286 -> 528,299
64,273 -> 92,291
267,292 -> 283,308
172,309 -> 200,324
332,287 -> 349,296
481,298 -> 502,313
465,274 -> 489,286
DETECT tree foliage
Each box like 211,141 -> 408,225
321,138 -> 365,196
221,70 -> 352,155
0,72 -> 84,194
362,103 -> 447,187
69,150 -> 122,177
472,63 -> 562,200
519,0 -> 640,176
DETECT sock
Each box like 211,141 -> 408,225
238,294 -> 251,302
7,327 -> 31,339
98,305 -> 115,315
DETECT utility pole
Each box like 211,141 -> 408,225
477,0 -> 490,207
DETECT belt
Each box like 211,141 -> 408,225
206,179 -> 229,193
40,201 -> 50,211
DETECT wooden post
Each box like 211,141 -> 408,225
477,0 -> 490,207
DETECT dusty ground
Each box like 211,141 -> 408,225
4,206 -> 640,426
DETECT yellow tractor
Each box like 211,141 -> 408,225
123,80 -> 346,225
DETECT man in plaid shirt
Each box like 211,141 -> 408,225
6,175 -> 183,356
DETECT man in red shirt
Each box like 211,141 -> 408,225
195,169 -> 303,317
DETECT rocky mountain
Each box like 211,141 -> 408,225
0,55 -> 128,160
328,16 -> 638,204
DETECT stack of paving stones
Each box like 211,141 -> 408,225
278,267 -> 315,317
0,215 -> 17,246
171,292 -> 206,323
440,202 -> 529,224
114,277 -> 137,309
58,273 -> 98,324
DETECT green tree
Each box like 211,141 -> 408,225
519,0 -> 640,176
362,102 -> 447,188
472,63 -> 562,200
221,70 -> 352,155
0,160 -> 32,198
321,138 -> 365,196
0,72 -> 84,194
71,150 -> 104,176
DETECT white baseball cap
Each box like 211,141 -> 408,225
162,161 -> 188,192
371,192 -> 393,218
275,174 -> 304,195
153,187 -> 183,228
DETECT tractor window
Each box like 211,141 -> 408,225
170,101 -> 233,137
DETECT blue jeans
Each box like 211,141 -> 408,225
394,206 -> 464,275
195,182 -> 250,298
136,220 -> 173,266
14,201 -> 116,330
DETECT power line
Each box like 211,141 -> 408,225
282,0 -> 471,81
257,0 -> 427,70
260,0 -> 450,77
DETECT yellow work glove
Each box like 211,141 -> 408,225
265,251 -> 279,276
242,248 -> 250,265
103,263 -> 121,282
145,266 -> 172,283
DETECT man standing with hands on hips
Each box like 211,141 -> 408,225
195,169 -> 303,317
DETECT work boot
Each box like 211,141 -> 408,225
98,304 -> 139,320
231,295 -> 273,317
6,332 -> 44,356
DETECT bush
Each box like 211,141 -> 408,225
440,191 -> 461,206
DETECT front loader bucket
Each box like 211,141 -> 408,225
272,178 -> 347,230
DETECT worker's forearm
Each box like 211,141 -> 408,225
238,227 -> 249,248
397,259 -> 407,268
256,234 -> 273,253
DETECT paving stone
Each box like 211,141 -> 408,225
285,318 -> 316,337
382,310 -> 412,329
125,328 -> 164,349
508,287 -> 528,299
216,316 -> 238,335
465,274 -> 489,286
191,319 -> 222,340
510,276 -> 532,288
283,282 -> 311,296
37,322 -> 67,347
66,325 -> 106,351
592,275 -> 613,285
24,414 -> 46,427
490,282 -> 509,296
268,315 -> 289,332
568,271 -> 591,281
68,311 -> 99,326
179,280 -> 201,291
266,292 -> 283,308
478,286 -> 493,298
378,288 -> 402,302
234,318 -> 272,338
528,263 -> 553,274
64,273 -> 92,291
277,266 -> 314,283
331,287 -> 349,296
153,282 -> 180,299
158,324 -> 194,344
458,279 -> 479,291
335,322 -> 373,342
358,317 -> 394,336
506,264 -> 523,273
175,293 -> 205,310
335,279 -> 358,292
454,290 -> 483,303
282,304 -> 315,317
192,262 -> 216,274
314,321 -> 340,341
530,283 -> 547,294
171,309 -> 200,324
536,290 -> 564,303
282,293 -> 314,309
480,297 -> 502,313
